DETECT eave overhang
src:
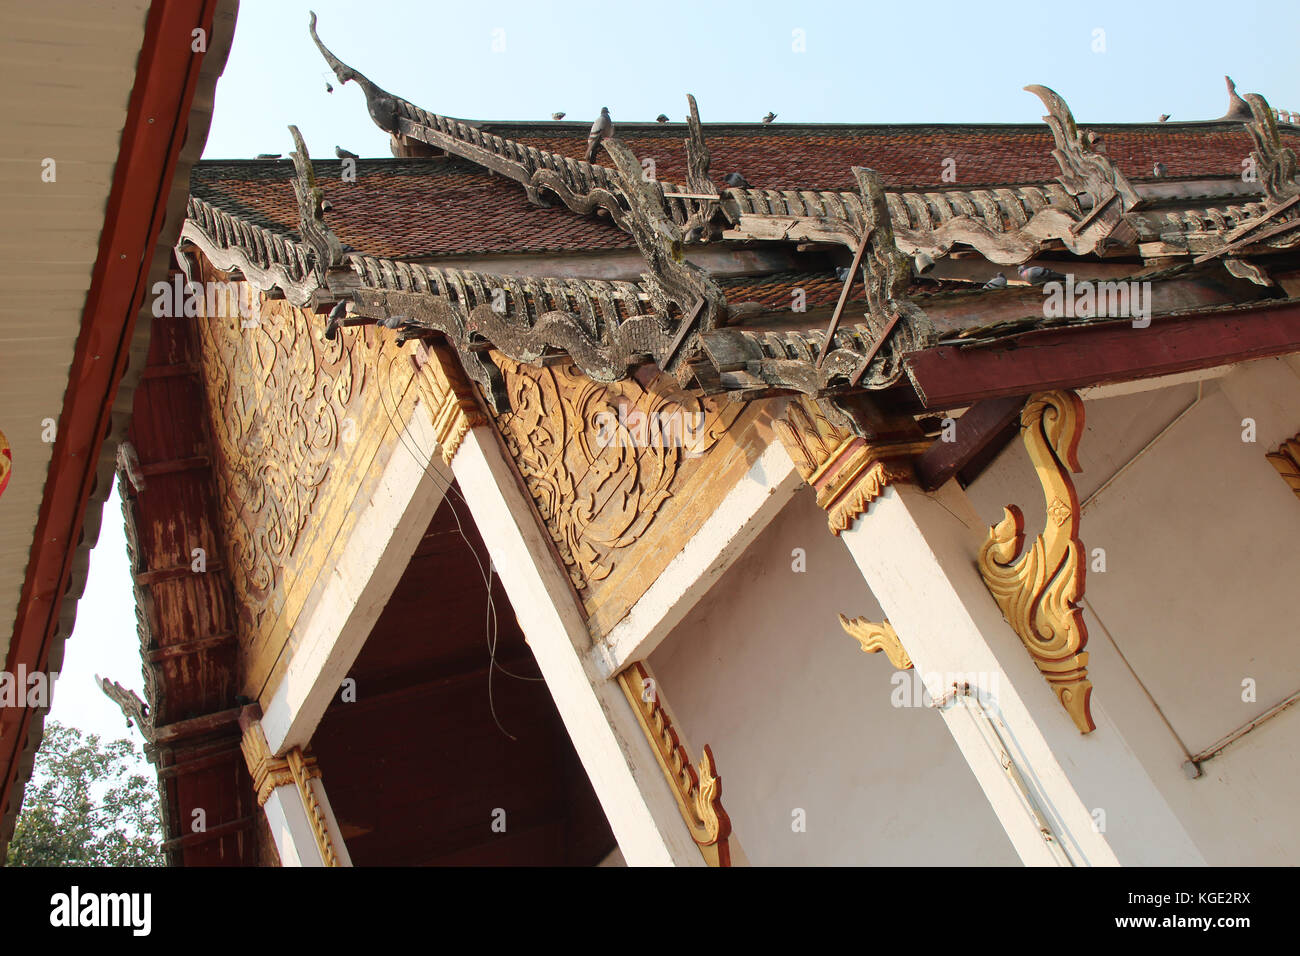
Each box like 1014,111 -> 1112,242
0,0 -> 238,859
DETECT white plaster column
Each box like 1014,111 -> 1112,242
240,714 -> 352,867
839,479 -> 1205,866
449,425 -> 706,866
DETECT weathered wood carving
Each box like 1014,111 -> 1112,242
1243,93 -> 1300,205
977,390 -> 1094,734
838,615 -> 913,670
775,396 -> 927,534
288,125 -> 345,287
616,662 -> 731,867
493,354 -> 741,594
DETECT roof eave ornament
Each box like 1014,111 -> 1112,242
1025,84 -> 1140,220
1243,92 -> 1300,204
288,125 -> 347,295
309,11 -> 399,134
602,138 -> 728,378
682,94 -> 725,241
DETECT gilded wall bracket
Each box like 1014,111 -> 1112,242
977,389 -> 1094,734
838,614 -> 913,670
616,662 -> 732,866
775,396 -> 928,535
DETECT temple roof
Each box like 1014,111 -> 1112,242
193,158 -> 633,259
170,13 -> 1300,419
474,119 -> 1297,191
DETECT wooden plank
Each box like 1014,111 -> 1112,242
914,395 -> 1028,491
904,301 -> 1300,409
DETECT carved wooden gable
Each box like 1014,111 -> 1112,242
195,260 -> 422,697
491,352 -> 775,637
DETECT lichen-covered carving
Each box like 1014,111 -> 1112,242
1243,92 -> 1300,204
288,124 -> 344,285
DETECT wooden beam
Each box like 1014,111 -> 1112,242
904,301 -> 1300,408
914,395 -> 1028,491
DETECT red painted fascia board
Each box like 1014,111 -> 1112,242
904,301 -> 1300,409
0,0 -> 220,823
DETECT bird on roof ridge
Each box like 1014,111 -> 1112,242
1221,76 -> 1252,121
552,111 -> 566,121
723,171 -> 751,189
1158,113 -> 1170,123
336,145 -> 359,160
585,107 -> 613,164
762,112 -> 776,124
255,153 -> 281,159
656,114 -> 669,123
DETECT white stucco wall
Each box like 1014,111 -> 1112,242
649,487 -> 1020,866
965,354 -> 1300,865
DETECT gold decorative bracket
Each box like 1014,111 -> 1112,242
239,713 -> 343,866
1266,429 -> 1300,500
977,390 -> 1094,733
616,662 -> 732,866
838,614 -> 913,670
775,396 -> 928,534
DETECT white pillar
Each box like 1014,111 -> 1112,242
840,480 -> 1205,866
450,426 -> 705,866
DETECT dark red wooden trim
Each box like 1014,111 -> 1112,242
904,301 -> 1300,409
915,395 -> 1028,491
0,0 -> 220,827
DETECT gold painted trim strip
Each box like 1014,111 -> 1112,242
616,662 -> 732,867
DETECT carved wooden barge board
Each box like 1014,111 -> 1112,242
977,390 -> 1094,734
193,260 -> 424,701
615,662 -> 732,866
489,351 -> 777,638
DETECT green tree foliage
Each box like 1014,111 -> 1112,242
5,721 -> 163,867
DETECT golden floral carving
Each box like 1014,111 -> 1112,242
493,355 -> 740,592
198,288 -> 367,630
977,390 -> 1094,734
838,614 -> 913,670
240,720 -> 294,807
413,342 -> 486,465
1266,431 -> 1300,501
617,662 -> 731,866
775,396 -> 927,534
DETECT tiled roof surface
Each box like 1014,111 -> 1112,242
191,158 -> 635,259
481,121 -> 1300,191
193,123 -> 1300,259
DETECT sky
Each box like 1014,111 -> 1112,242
50,0 -> 1300,747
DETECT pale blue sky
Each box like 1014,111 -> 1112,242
55,0 -> 1300,746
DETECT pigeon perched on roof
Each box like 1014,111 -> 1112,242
1158,113 -> 1170,123
585,107 -> 614,163
255,153 -> 281,159
325,299 -> 349,340
983,272 -> 1008,289
336,146 -> 359,160
762,112 -> 776,124
1153,161 -> 1168,178
656,114 -> 669,123
552,111 -> 566,121
723,171 -> 751,188
1221,76 -> 1252,121
1018,264 -> 1068,285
